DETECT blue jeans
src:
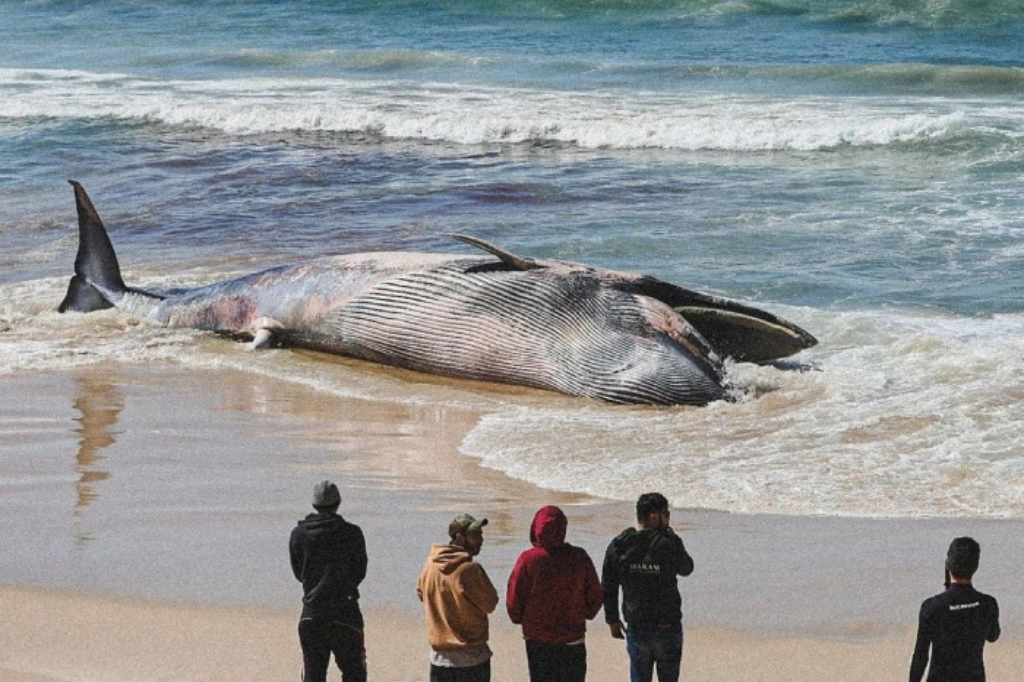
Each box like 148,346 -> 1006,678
625,622 -> 683,682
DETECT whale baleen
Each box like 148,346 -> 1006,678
57,181 -> 816,405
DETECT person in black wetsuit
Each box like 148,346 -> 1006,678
601,492 -> 694,682
909,536 -> 1000,682
290,480 -> 368,682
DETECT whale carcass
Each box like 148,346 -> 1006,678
58,181 -> 816,405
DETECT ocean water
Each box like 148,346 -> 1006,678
1,0 -> 1022,519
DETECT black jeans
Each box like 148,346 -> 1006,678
298,619 -> 366,682
525,639 -> 587,682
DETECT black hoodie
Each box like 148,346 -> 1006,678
290,512 -> 367,625
602,526 -> 694,627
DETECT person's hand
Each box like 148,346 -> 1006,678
609,622 -> 626,639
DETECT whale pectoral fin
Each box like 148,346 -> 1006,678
675,306 -> 817,364
252,328 -> 275,349
250,317 -> 285,350
447,233 -> 546,271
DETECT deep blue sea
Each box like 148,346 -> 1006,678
1,0 -> 1022,518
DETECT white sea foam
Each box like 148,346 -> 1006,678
458,308 -> 1024,519
2,68 -> 1018,152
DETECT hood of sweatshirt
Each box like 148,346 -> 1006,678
296,512 -> 349,544
530,505 -> 567,550
429,543 -> 475,575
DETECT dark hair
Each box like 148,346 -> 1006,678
636,492 -> 669,522
946,537 -> 981,579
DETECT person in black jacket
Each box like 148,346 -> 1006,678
601,492 -> 694,682
290,480 -> 368,682
909,537 -> 1000,682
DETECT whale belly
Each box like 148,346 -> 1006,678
326,264 -> 725,405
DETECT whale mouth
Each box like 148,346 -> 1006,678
675,306 -> 818,364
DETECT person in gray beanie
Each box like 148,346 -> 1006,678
290,480 -> 368,682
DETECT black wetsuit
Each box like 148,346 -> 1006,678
909,583 -> 1000,682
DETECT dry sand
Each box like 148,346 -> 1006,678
1,365 -> 1020,681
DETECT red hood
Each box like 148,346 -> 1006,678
530,505 -> 567,550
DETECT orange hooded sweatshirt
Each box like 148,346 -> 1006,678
417,543 -> 499,651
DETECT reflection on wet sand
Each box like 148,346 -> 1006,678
72,372 -> 121,515
219,371 -> 496,492
215,366 -> 597,534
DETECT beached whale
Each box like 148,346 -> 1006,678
58,181 -> 816,405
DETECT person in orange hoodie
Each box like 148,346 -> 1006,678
506,505 -> 604,682
417,513 -> 499,682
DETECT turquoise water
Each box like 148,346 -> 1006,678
1,0 -> 1022,518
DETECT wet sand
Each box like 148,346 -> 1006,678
1,364 -> 1020,680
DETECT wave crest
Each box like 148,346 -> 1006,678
4,68 -> 1020,153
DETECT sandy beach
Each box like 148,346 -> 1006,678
2,585 -> 1021,682
1,364 -> 1020,681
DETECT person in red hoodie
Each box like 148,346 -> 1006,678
506,505 -> 604,682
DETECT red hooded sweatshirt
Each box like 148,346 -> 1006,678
506,505 -> 603,644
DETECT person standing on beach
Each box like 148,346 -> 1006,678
909,536 -> 1000,682
290,480 -> 368,682
602,492 -> 694,682
506,505 -> 604,682
417,513 -> 499,682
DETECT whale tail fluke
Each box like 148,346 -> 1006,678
59,181 -> 131,313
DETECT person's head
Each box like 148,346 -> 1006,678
946,536 -> 981,581
311,480 -> 341,515
636,492 -> 671,529
530,505 -> 567,550
449,513 -> 488,556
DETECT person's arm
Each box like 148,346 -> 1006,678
601,540 -> 624,637
349,526 -> 368,588
506,555 -> 528,624
463,563 -> 499,615
987,598 -> 1001,643
582,552 -> 604,621
908,602 -> 933,682
289,528 -> 304,582
666,528 -> 694,576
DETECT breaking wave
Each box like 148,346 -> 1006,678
3,68 -> 1022,153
